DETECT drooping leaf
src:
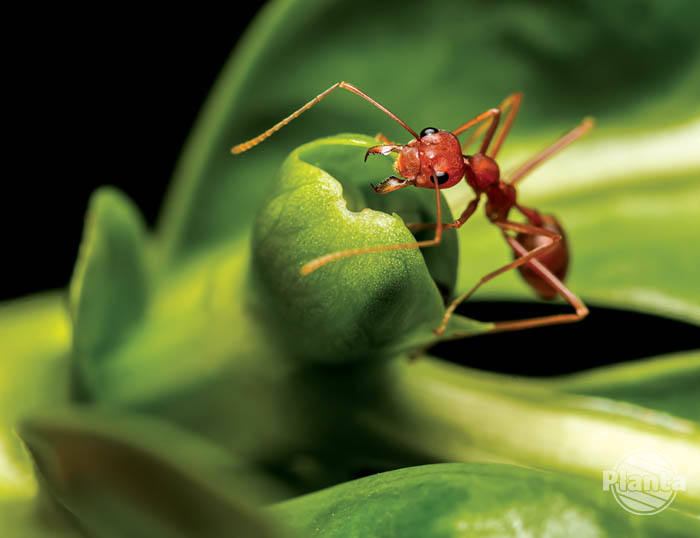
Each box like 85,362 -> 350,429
371,357 -> 700,512
549,349 -> 700,422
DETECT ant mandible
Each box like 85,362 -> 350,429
232,81 -> 593,336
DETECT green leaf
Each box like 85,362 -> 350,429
450,168 -> 700,324
0,496 -> 83,538
69,187 -> 150,398
19,408 -> 285,538
249,134 -> 488,362
270,463 -> 700,537
0,293 -> 71,499
550,349 -> 700,422
369,357 -> 700,512
3,2 -> 699,535
0,295 -> 78,537
157,0 -> 700,286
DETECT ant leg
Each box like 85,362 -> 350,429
460,93 -> 523,157
446,195 -> 481,229
452,108 -> 501,154
301,176 -> 445,275
488,234 -> 588,333
508,117 -> 594,185
434,220 -> 562,335
231,81 -> 419,154
488,93 -> 522,158
406,195 -> 481,231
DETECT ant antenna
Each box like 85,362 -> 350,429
231,82 -> 419,154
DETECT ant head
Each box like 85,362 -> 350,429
368,128 -> 466,193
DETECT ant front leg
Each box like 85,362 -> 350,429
434,220 -> 563,335
405,195 -> 481,232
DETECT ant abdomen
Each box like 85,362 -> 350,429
515,214 -> 570,300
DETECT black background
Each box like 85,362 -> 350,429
3,7 -> 262,301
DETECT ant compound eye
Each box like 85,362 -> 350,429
420,127 -> 439,137
435,171 -> 449,185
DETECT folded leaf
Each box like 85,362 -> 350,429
69,187 -> 150,398
550,349 -> 700,422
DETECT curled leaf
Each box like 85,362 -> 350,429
249,134 -> 488,362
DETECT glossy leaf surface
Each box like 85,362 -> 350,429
271,463 -> 700,537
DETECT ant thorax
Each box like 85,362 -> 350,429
465,153 -> 501,193
396,130 -> 465,189
462,153 -> 518,222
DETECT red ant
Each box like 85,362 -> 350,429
232,82 -> 593,335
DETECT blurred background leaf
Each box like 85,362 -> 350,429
19,408 -> 284,538
0,294 -> 71,499
69,187 -> 151,399
158,0 -> 700,332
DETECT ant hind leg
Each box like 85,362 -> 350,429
488,234 -> 588,333
434,220 -> 564,335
